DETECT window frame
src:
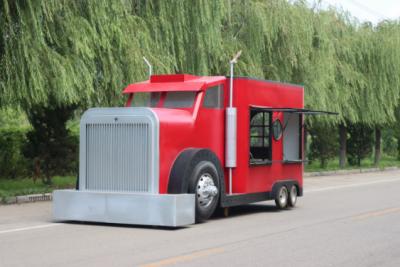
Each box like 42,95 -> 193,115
249,108 -> 273,166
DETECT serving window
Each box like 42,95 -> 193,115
249,108 -> 272,165
283,112 -> 302,162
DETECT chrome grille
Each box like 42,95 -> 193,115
85,122 -> 151,192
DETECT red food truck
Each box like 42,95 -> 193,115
53,55 -> 333,227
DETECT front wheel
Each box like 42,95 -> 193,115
188,161 -> 220,223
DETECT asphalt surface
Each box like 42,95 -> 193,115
1,170 -> 400,267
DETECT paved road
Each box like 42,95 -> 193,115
1,170 -> 400,267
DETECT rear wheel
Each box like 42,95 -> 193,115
275,186 -> 288,209
188,161 -> 220,223
288,185 -> 298,207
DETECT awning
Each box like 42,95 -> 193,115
123,81 -> 206,94
250,106 -> 338,115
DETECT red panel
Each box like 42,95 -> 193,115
123,74 -> 226,94
123,75 -> 304,196
154,95 -> 226,194
123,81 -> 206,93
150,74 -> 199,83
231,78 -> 303,193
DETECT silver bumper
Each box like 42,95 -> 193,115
53,190 -> 195,227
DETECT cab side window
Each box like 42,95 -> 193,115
249,109 -> 272,164
203,85 -> 224,108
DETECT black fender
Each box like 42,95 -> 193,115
167,148 -> 225,196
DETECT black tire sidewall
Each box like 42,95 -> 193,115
188,161 -> 220,222
288,185 -> 297,207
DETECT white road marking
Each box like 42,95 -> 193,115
0,223 -> 61,235
305,177 -> 400,193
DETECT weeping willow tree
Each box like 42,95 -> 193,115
0,0 -> 160,182
2,0 -> 398,116
1,0 -> 400,175
0,0 -> 162,109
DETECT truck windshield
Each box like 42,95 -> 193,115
131,91 -> 196,108
164,91 -> 196,108
131,92 -> 161,107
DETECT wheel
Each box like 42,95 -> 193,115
188,161 -> 220,223
275,186 -> 288,209
288,185 -> 298,207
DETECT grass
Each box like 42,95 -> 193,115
0,176 -> 76,202
305,155 -> 400,172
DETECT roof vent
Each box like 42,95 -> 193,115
150,74 -> 199,83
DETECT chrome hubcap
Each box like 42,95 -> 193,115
196,173 -> 218,208
279,187 -> 288,207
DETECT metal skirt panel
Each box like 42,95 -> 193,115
53,190 -> 195,227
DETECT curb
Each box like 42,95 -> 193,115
2,193 -> 52,205
304,166 -> 399,177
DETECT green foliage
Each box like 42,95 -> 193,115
382,128 -> 397,157
23,105 -> 78,184
1,0 -> 399,127
0,0 -> 157,108
308,122 -> 338,168
0,127 -> 29,178
0,176 -> 76,202
0,107 -> 29,128
1,0 -> 400,176
305,154 -> 400,172
347,124 -> 374,166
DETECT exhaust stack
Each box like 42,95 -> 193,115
226,51 -> 241,194
143,56 -> 152,78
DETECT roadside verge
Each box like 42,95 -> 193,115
1,166 -> 399,205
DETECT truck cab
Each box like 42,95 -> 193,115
53,74 -> 306,227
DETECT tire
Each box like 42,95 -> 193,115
274,186 -> 288,209
288,185 -> 298,207
188,161 -> 220,223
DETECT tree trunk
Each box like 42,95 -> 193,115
397,137 -> 400,160
339,124 -> 347,168
321,158 -> 326,168
374,127 -> 381,166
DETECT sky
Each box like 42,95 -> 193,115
307,0 -> 400,24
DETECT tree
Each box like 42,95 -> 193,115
1,0 -> 400,178
347,124 -> 374,166
0,0 -> 158,182
23,104 -> 77,184
308,122 -> 338,168
339,124 -> 347,168
374,127 -> 382,166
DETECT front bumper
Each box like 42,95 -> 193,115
53,190 -> 195,227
